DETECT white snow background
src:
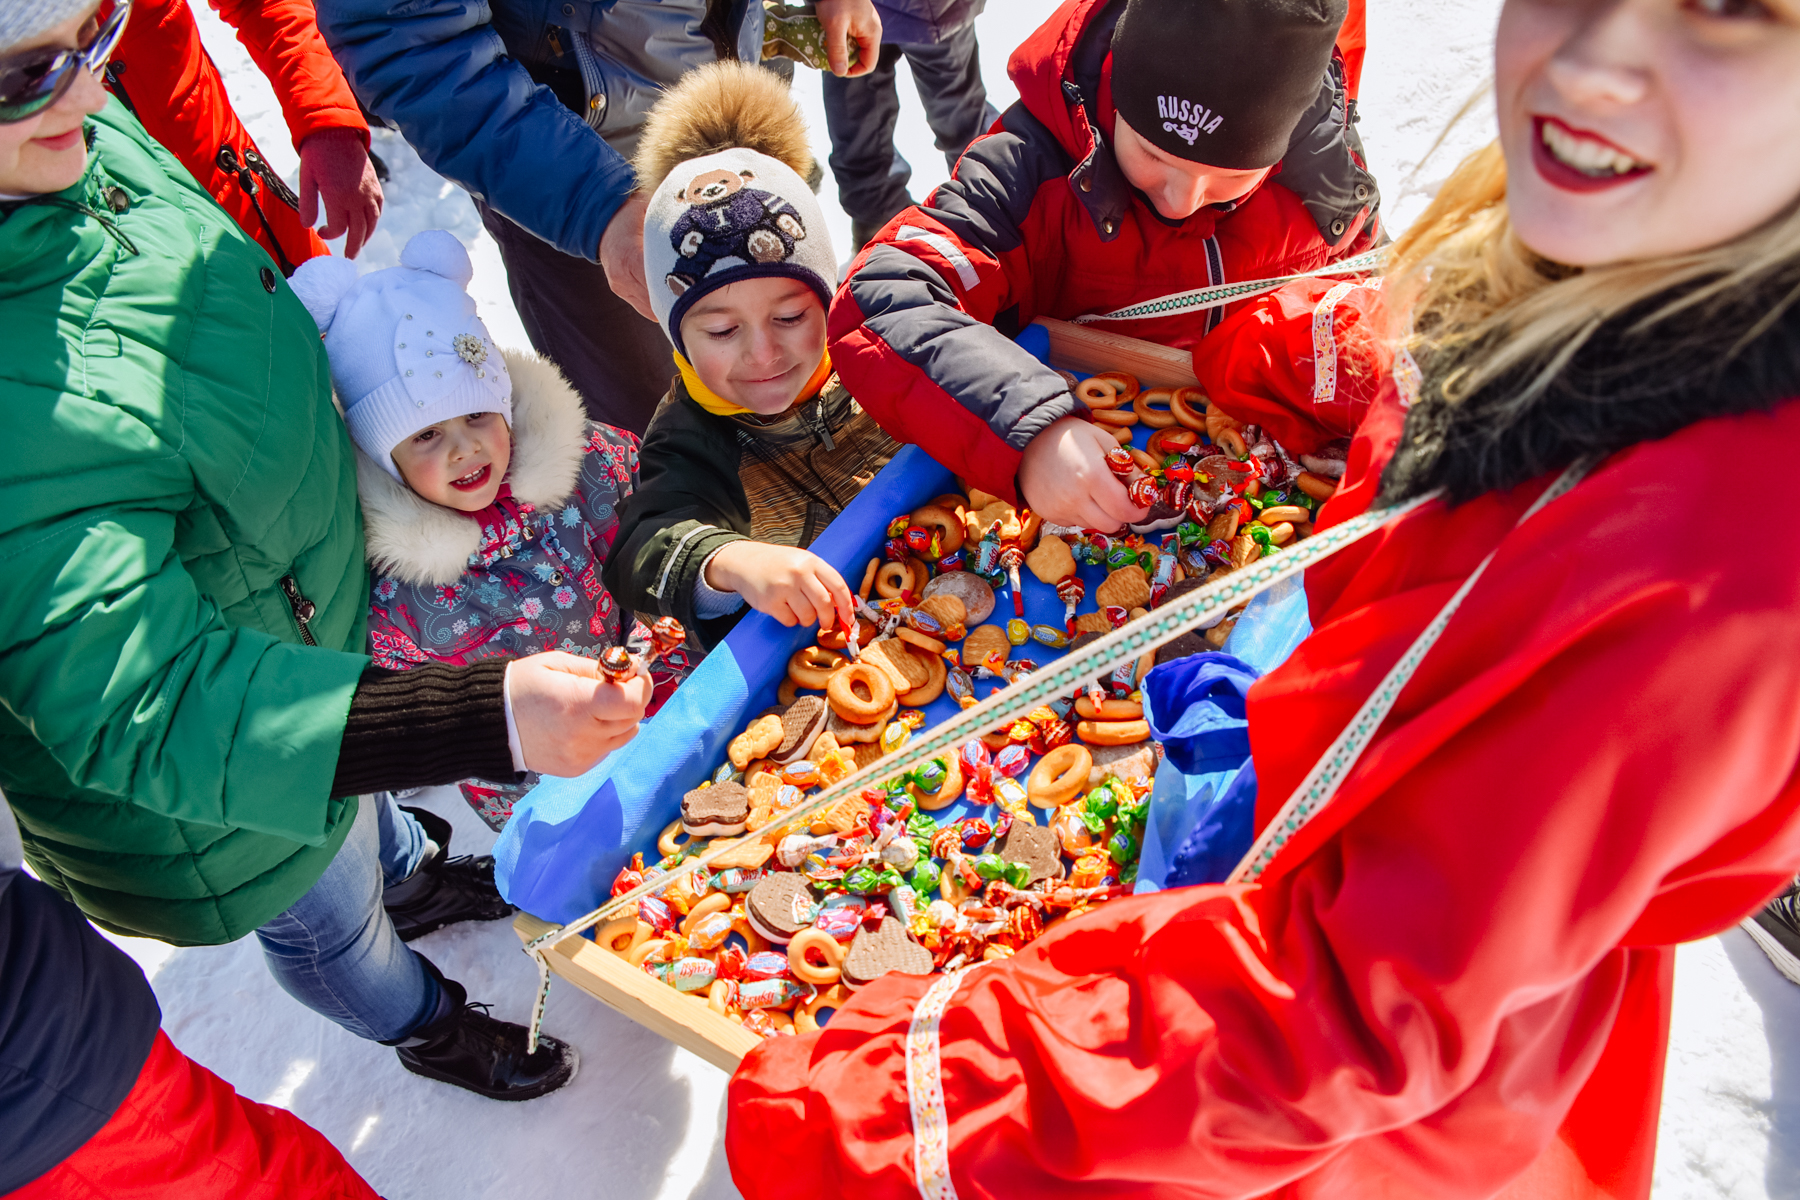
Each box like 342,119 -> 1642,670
97,1 -> 1800,1196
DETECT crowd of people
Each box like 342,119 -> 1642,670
2,0 -> 1798,1196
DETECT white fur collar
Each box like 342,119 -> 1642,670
356,348 -> 591,587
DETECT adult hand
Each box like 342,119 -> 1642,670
600,190 -> 654,320
506,652 -> 650,777
705,540 -> 856,631
298,129 -> 384,259
815,0 -> 881,77
1018,416 -> 1151,531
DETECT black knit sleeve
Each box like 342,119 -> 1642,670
330,661 -> 522,798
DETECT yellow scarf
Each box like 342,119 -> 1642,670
675,350 -> 834,418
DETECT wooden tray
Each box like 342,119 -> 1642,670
518,320 -> 1193,1071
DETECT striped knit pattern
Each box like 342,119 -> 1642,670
735,379 -> 900,548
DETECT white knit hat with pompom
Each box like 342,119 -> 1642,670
290,231 -> 512,481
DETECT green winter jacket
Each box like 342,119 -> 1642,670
0,103 -> 371,946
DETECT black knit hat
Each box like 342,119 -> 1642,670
1111,0 -> 1346,170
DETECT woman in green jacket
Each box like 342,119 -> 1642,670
0,0 -> 643,1100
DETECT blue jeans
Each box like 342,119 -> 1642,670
821,23 -> 1000,230
255,795 -> 442,1043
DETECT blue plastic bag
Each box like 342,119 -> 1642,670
1134,575 -> 1313,891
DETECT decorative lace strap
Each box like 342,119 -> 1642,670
907,965 -> 981,1200
1069,248 -> 1386,326
1228,458 -> 1593,883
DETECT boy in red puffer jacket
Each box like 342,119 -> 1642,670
829,0 -> 1379,533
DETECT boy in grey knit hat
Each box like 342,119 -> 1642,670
606,61 -> 900,654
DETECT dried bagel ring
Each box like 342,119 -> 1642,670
875,561 -> 912,599
597,915 -> 652,955
904,649 -> 948,707
1169,386 -> 1209,432
628,938 -> 668,968
908,503 -> 966,554
658,818 -> 693,859
828,663 -> 896,724
1146,427 -> 1200,458
1076,718 -> 1152,746
1135,387 -> 1179,428
1073,377 -> 1122,410
857,557 -> 881,599
1028,743 -> 1093,808
795,982 -> 850,1033
1091,406 -> 1138,428
1088,371 -> 1141,404
787,928 -> 847,986
789,645 -> 847,690
1127,446 -> 1159,472
679,892 -> 732,937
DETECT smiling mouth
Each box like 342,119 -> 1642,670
1533,117 -> 1650,191
449,464 -> 491,490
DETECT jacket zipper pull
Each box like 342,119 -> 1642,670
813,397 -> 835,452
280,575 -> 319,646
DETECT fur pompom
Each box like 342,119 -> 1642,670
288,254 -> 361,335
400,229 -> 475,288
633,61 -> 816,198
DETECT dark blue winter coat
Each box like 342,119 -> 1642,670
0,802 -> 160,1191
316,0 -> 767,262
874,0 -> 986,45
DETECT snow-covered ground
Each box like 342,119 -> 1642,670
99,2 -> 1800,1196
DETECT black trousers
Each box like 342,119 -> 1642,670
820,22 -> 998,237
477,200 -> 675,436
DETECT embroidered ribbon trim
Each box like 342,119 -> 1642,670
1309,280 -> 1359,413
907,965 -> 979,1200
1227,458 -> 1593,884
1069,248 -> 1387,325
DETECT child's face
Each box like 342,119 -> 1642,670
679,278 -> 827,416
1111,113 -> 1272,220
390,412 -> 513,512
1496,0 -> 1800,267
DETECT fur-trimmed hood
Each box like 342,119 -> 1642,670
355,348 -> 590,586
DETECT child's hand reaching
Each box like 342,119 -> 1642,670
1018,416 -> 1151,531
706,541 -> 856,630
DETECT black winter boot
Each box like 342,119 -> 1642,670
386,973 -> 578,1101
1743,877 -> 1800,985
382,804 -> 514,942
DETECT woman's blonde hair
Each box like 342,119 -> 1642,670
1384,141 -> 1800,411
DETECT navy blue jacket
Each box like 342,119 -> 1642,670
317,0 -> 765,262
0,803 -> 160,1192
874,0 -> 985,45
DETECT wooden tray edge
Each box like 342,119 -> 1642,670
1033,317 -> 1200,389
515,912 -> 759,1073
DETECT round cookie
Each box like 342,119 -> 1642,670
962,624 -> 1012,672
922,571 -> 995,625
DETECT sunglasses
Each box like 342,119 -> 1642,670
0,0 -> 132,125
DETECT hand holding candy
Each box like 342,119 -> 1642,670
705,541 -> 855,631
1017,416 -> 1150,531
508,650 -> 650,776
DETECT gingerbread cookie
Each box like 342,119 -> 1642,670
1025,534 -> 1076,584
861,638 -> 930,694
997,819 -> 1064,885
841,916 -> 933,989
1072,611 -> 1115,636
729,714 -> 783,770
681,780 -> 749,837
1095,565 -> 1151,611
962,624 -> 1012,672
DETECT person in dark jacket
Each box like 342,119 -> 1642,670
829,0 -> 1380,532
607,63 -> 898,652
314,0 -> 881,434
0,800 -> 382,1199
0,0 -> 643,1105
821,0 -> 998,252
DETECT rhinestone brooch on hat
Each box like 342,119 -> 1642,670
453,333 -> 489,366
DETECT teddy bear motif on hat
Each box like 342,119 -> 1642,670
665,166 -> 808,296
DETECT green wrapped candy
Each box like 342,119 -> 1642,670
1108,828 -> 1140,865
